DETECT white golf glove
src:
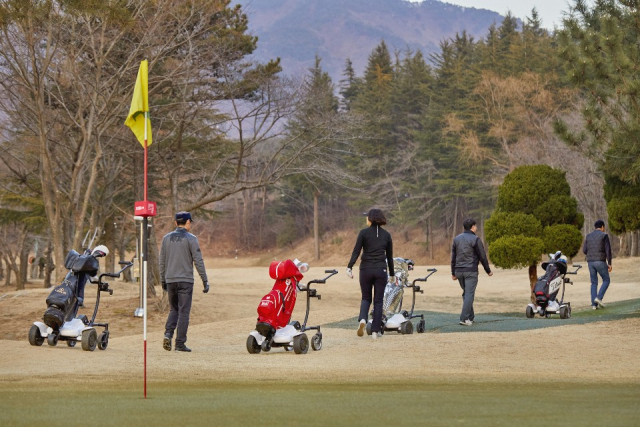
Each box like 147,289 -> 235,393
346,268 -> 353,279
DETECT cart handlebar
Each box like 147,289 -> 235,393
566,264 -> 582,275
409,268 -> 437,287
307,269 -> 338,285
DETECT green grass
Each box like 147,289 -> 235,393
1,381 -> 639,426
325,298 -> 640,333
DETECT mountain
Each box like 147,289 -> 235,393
233,0 -> 505,81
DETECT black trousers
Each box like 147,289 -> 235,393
358,268 -> 388,333
164,282 -> 193,346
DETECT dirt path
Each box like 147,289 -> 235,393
1,258 -> 639,385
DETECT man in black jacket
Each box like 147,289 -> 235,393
159,211 -> 209,352
451,218 -> 493,326
583,219 -> 613,310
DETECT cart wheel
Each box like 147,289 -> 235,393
97,332 -> 109,350
567,306 -> 572,319
559,306 -> 567,319
246,335 -> 262,354
81,328 -> 97,351
261,339 -> 272,353
28,325 -> 44,346
311,333 -> 322,351
365,322 -> 372,336
47,333 -> 58,347
526,305 -> 535,318
293,333 -> 309,354
67,340 -> 77,348
400,321 -> 413,335
284,346 -> 293,352
545,313 -> 551,319
417,320 -> 426,333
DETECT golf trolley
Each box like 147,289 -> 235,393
29,251 -> 133,351
247,268 -> 338,355
366,261 -> 437,335
526,251 -> 582,320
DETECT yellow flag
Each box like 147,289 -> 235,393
125,60 -> 152,147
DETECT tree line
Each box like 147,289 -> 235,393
0,0 -> 638,292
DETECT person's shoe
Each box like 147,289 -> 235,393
592,305 -> 597,310
371,332 -> 381,340
174,345 -> 191,352
163,335 -> 172,351
594,298 -> 605,308
357,319 -> 366,337
459,320 -> 473,326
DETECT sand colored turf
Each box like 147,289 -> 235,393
1,257 -> 639,425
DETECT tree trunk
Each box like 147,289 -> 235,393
528,264 -> 538,304
619,234 -> 629,257
44,240 -> 54,288
19,244 -> 29,288
103,216 -> 117,277
30,239 -> 41,280
314,191 -> 320,261
118,236 -> 133,283
631,230 -> 638,258
3,258 -> 10,287
427,214 -> 433,260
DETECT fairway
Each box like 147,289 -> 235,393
1,380 -> 639,426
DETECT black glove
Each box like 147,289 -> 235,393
203,282 -> 209,294
162,282 -> 167,292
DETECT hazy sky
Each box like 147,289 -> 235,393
409,0 -> 591,29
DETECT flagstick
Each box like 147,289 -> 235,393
143,111 -> 148,399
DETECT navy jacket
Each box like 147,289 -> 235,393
583,229 -> 612,265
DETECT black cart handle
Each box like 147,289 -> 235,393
567,265 -> 582,275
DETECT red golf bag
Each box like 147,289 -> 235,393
256,259 -> 304,330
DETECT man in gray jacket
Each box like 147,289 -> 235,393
451,218 -> 493,326
160,211 -> 209,352
583,219 -> 613,310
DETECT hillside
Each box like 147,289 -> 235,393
234,0 -> 504,81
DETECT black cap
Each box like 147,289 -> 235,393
175,211 -> 193,222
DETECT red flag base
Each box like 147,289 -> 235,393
134,201 -> 157,217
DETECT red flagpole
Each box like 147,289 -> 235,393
143,112 -> 148,399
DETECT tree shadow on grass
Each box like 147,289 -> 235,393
324,298 -> 640,333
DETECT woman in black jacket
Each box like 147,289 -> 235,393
346,209 -> 395,339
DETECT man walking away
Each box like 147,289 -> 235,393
451,218 -> 493,326
159,211 -> 209,352
583,219 -> 612,310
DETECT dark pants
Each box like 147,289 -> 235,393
457,271 -> 478,322
358,268 -> 388,333
164,282 -> 193,347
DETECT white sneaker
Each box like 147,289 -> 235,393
357,320 -> 366,337
594,298 -> 605,308
459,320 -> 473,326
371,332 -> 381,339
592,306 -> 597,310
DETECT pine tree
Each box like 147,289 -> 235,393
556,0 -> 640,242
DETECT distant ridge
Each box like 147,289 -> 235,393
233,0 -> 504,80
